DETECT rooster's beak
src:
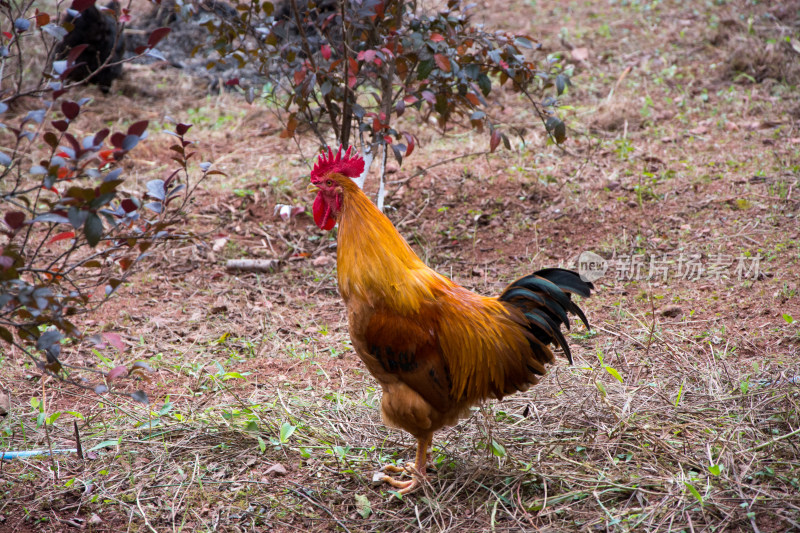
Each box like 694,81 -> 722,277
307,183 -> 319,194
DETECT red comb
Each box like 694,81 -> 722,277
310,145 -> 365,183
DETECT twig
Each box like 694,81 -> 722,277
744,426 -> 800,454
388,150 -> 491,186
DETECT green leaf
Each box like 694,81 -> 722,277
490,439 -> 506,457
0,326 -> 13,344
684,481 -> 703,504
514,36 -> 534,49
89,439 -> 121,452
354,494 -> 372,518
417,59 -> 434,80
36,412 -> 46,428
674,381 -> 684,407
258,436 -> 267,453
556,74 -> 567,96
604,366 -> 623,383
84,213 -> 103,247
477,73 -> 492,96
783,313 -> 795,324
46,412 -> 62,425
595,381 -> 607,397
708,464 -> 721,476
545,116 -> 567,144
279,422 -> 296,444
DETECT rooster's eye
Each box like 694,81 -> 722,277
326,180 -> 332,186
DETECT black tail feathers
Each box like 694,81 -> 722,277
499,268 -> 593,364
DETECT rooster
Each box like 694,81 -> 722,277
308,146 -> 593,494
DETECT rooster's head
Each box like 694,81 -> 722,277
308,145 -> 365,230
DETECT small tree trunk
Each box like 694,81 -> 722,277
376,144 -> 388,212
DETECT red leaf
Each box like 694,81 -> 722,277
4,211 -> 25,230
403,95 -> 419,105
66,44 -> 88,64
175,123 -> 191,136
106,365 -> 128,381
102,333 -> 126,352
48,231 -> 75,244
225,77 -> 239,86
430,33 -> 445,42
421,90 -> 435,104
434,54 -> 451,73
35,11 -> 50,27
61,101 -> 80,120
490,129 -> 501,153
363,50 -> 378,63
402,132 -> 415,157
52,120 -> 69,132
321,44 -> 331,60
147,27 -> 170,48
293,68 -> 306,85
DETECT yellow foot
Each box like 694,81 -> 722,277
373,463 -> 424,495
374,472 -> 420,495
381,461 -> 416,474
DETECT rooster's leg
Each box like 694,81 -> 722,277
379,433 -> 432,495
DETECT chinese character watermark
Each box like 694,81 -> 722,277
577,251 -> 762,283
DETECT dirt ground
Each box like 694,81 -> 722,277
1,0 -> 799,531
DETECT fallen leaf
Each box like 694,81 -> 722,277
354,494 -> 372,518
212,237 -> 228,252
571,47 -> 590,61
0,391 -> 9,416
312,254 -> 332,267
266,463 -> 288,477
688,125 -> 708,136
274,204 -> 304,222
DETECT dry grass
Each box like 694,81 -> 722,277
1,0 -> 799,531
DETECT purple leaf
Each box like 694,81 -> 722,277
5,211 -> 26,230
61,101 -> 80,120
127,120 -> 148,137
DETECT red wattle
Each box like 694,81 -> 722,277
313,194 -> 325,228
313,194 -> 336,230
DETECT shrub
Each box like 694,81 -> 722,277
197,0 -> 571,207
0,0 -> 215,403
